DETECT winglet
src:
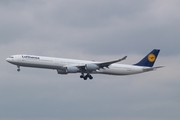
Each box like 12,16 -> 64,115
121,56 -> 127,61
97,56 -> 127,68
113,56 -> 127,63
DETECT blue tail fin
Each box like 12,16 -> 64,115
134,49 -> 160,67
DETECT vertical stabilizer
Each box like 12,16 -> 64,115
134,49 -> 160,67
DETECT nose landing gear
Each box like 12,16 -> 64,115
17,66 -> 20,72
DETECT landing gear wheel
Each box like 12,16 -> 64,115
17,66 -> 20,72
80,73 -> 84,78
83,76 -> 88,80
80,73 -> 93,80
89,75 -> 93,80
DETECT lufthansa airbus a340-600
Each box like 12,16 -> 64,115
6,49 -> 163,80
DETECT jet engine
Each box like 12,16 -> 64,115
57,66 -> 79,74
66,66 -> 79,73
85,63 -> 99,71
57,69 -> 67,74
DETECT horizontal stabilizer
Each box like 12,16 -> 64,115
143,66 -> 165,72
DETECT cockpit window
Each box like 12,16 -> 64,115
9,56 -> 14,58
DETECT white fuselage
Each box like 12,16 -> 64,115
6,55 -> 149,75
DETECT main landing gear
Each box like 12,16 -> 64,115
80,73 -> 93,80
17,66 -> 20,72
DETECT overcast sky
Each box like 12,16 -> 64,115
1,0 -> 180,120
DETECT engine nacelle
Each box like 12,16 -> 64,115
57,69 -> 67,74
85,63 -> 99,71
57,66 -> 79,74
66,66 -> 79,73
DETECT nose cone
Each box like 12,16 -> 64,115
6,58 -> 9,62
6,58 -> 11,62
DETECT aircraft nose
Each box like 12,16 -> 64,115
6,58 -> 11,62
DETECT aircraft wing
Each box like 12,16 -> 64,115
58,56 -> 127,73
96,56 -> 127,68
76,56 -> 127,72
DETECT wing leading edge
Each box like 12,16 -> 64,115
76,56 -> 127,72
96,56 -> 127,68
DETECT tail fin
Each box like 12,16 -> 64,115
134,49 -> 160,67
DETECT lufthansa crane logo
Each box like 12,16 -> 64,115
148,54 -> 156,62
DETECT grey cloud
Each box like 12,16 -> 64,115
1,69 -> 180,120
1,0 -> 180,56
1,0 -> 180,120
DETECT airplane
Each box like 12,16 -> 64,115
6,49 -> 163,80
